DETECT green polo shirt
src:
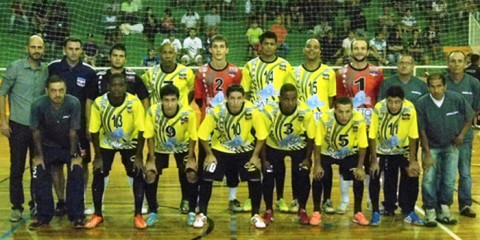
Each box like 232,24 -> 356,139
416,91 -> 474,148
0,58 -> 48,126
378,75 -> 428,104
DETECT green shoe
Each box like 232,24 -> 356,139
289,199 -> 299,213
229,199 -> 243,212
180,200 -> 189,214
10,209 -> 22,222
276,198 -> 289,212
243,198 -> 252,212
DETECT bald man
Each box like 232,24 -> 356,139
0,35 -> 49,222
292,38 -> 336,215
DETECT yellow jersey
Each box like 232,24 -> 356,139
198,101 -> 268,153
90,93 -> 145,150
144,104 -> 197,154
368,99 -> 418,155
141,64 -> 194,106
293,64 -> 336,115
241,57 -> 294,104
315,109 -> 368,158
262,101 -> 316,150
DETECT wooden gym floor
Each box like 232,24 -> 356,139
1,131 -> 480,240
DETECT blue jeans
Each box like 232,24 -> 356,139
422,145 -> 459,210
458,128 -> 473,209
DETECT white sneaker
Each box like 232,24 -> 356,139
250,214 -> 266,229
193,213 -> 207,228
84,204 -> 104,215
336,202 -> 348,214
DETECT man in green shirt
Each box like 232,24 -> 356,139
444,50 -> 480,218
0,35 -> 48,222
378,54 -> 428,104
417,74 -> 474,227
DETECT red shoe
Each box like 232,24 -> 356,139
85,215 -> 103,229
298,209 -> 309,225
134,214 -> 147,229
263,209 -> 274,225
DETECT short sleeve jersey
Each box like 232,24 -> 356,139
241,57 -> 294,103
144,104 -> 197,154
315,109 -> 368,158
293,63 -> 336,113
30,94 -> 81,148
89,93 -> 145,150
141,64 -> 195,106
262,101 -> 316,150
198,101 -> 268,153
368,99 -> 418,155
194,63 -> 242,117
91,69 -> 149,101
336,63 -> 384,124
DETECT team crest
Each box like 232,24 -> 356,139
279,62 -> 287,71
77,77 -> 86,87
179,71 -> 187,80
369,70 -> 379,77
245,108 -> 253,120
322,70 -> 330,80
401,112 -> 411,120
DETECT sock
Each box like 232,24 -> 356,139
339,175 -> 351,204
228,187 -> 238,201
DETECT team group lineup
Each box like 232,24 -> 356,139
1,30 -> 479,232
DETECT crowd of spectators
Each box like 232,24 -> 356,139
7,0 -> 480,67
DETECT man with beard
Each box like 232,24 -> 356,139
335,38 -> 384,215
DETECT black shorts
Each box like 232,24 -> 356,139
100,148 -> 136,177
43,146 -> 71,166
321,154 -> 359,181
202,150 -> 257,182
154,152 -> 188,175
266,145 -> 307,173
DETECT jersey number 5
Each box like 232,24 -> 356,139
339,134 -> 349,147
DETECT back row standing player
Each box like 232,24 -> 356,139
335,38 -> 384,214
290,38 -> 336,213
141,42 -> 195,213
194,34 -> 243,212
241,31 -> 295,213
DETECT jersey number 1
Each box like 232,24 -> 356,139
112,115 -> 123,128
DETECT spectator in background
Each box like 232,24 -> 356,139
378,6 -> 396,29
31,0 -> 49,36
143,7 -> 159,48
345,0 -> 361,30
182,28 -> 203,66
160,8 -> 176,34
121,0 -> 139,24
83,34 -> 99,67
338,18 -> 351,39
9,0 -> 29,32
400,8 -> 417,33
104,0 -> 120,15
407,29 -> 429,64
313,20 -> 332,40
303,0 -> 320,29
424,20 -> 442,60
369,32 -> 388,66
162,33 -> 183,55
46,0 -> 70,59
321,30 -> 342,65
222,0 -> 235,20
143,47 -> 160,67
264,0 -> 285,29
338,30 -> 356,64
181,8 -> 200,33
465,54 -> 480,81
431,0 -> 449,29
351,10 -> 367,37
204,6 -> 221,35
246,20 -> 263,58
387,28 -> 403,65
245,0 -> 253,27
285,0 -> 304,31
103,7 -> 118,46
269,15 -> 288,58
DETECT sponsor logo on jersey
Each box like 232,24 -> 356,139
179,72 -> 187,80
77,77 -> 86,87
401,112 -> 411,120
126,74 -> 135,82
369,70 -> 379,76
279,62 -> 287,71
322,72 -> 329,80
